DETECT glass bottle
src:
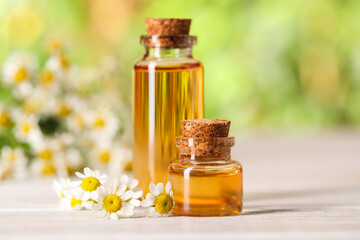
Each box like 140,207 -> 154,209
168,119 -> 243,216
133,18 -> 204,192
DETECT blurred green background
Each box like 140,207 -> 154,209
1,0 -> 360,131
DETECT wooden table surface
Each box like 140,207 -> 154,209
0,131 -> 359,240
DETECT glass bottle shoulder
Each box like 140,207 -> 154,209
168,159 -> 242,177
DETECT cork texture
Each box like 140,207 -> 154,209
146,18 -> 191,35
181,119 -> 231,138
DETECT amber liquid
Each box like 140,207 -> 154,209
133,62 -> 204,193
169,160 -> 243,216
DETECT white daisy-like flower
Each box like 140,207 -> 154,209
11,111 -> 42,145
89,140 -> 120,168
0,146 -> 27,179
21,87 -> 50,115
141,182 -> 174,217
117,174 -> 143,201
91,181 -> 137,220
60,194 -> 93,211
45,53 -> 70,76
72,167 -> 106,201
37,68 -> 61,94
86,109 -> 119,139
53,178 -> 72,198
0,106 -> 11,129
2,51 -> 37,86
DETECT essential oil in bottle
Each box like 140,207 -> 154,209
168,119 -> 243,216
133,18 -> 204,192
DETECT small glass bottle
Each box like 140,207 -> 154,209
168,119 -> 243,216
133,18 -> 204,192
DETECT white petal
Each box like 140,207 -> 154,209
156,183 -> 164,195
129,199 -> 140,207
84,167 -> 91,177
129,179 -> 139,189
132,190 -> 143,199
75,172 -> 86,178
97,187 -> 106,200
146,193 -> 156,202
143,207 -> 156,217
165,182 -> 171,194
110,213 -> 118,220
116,184 -> 126,196
92,204 -> 103,211
70,181 -> 82,187
91,191 -> 99,200
141,199 -> 154,207
98,209 -> 108,218
81,191 -> 91,201
120,174 -> 128,185
111,182 -> 117,194
121,190 -> 133,201
149,183 -> 160,196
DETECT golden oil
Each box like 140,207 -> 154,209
132,18 -> 204,192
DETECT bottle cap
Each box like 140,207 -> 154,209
181,119 -> 231,138
145,18 -> 191,35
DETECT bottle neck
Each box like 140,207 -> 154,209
179,147 -> 232,162
144,47 -> 193,58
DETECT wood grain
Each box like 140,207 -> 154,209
0,131 -> 359,240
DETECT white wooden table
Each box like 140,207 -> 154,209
1,131 -> 359,240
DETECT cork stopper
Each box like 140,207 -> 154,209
181,119 -> 231,138
146,18 -> 191,35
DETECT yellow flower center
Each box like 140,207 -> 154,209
60,55 -> 69,69
38,149 -> 53,160
154,194 -> 173,215
94,118 -> 105,128
123,161 -> 133,172
14,66 -> 28,83
103,194 -> 122,213
41,164 -> 56,176
58,103 -> 71,117
70,196 -> 82,208
8,152 -> 17,162
98,151 -> 111,163
47,40 -> 63,53
81,177 -> 100,192
0,111 -> 11,127
21,122 -> 32,133
40,70 -> 54,85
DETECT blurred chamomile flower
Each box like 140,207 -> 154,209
141,182 -> 174,217
2,51 -> 37,85
53,178 -> 72,198
11,111 -> 42,145
0,146 -> 27,179
91,181 -> 136,220
0,106 -> 12,129
72,167 -> 106,201
86,110 -> 119,139
45,53 -> 70,76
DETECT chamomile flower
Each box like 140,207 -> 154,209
38,69 -> 61,94
91,181 -> 136,220
21,87 -> 49,114
72,167 -> 106,201
12,111 -> 42,145
117,174 -> 143,205
141,182 -> 174,217
90,140 -> 120,169
45,54 -> 70,76
86,109 -> 119,139
60,194 -> 93,211
2,52 -> 37,85
53,178 -> 72,198
0,146 -> 27,179
0,106 -> 11,129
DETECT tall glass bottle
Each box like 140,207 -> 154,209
132,18 -> 204,192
